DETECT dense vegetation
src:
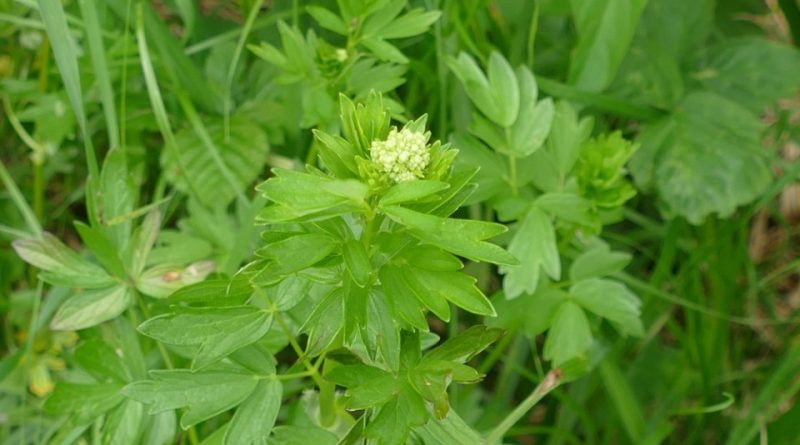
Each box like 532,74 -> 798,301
2,0 -> 800,444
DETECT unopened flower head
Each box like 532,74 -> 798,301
369,128 -> 431,183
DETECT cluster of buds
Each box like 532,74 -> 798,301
369,128 -> 431,183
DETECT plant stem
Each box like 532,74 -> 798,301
486,368 -> 563,444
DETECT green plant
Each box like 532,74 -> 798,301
3,0 -> 800,444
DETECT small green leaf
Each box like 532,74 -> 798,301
543,301 -> 592,366
224,379 -> 282,445
51,286 -> 132,331
502,207 -> 559,299
412,269 -> 495,316
486,51 -> 520,127
13,233 -> 115,288
306,6 -> 347,34
122,368 -> 258,429
136,261 -> 215,299
424,325 -> 503,363
571,278 -> 643,337
379,9 -> 441,39
361,37 -> 409,64
569,245 -> 632,281
509,67 -> 554,157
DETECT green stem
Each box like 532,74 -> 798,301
0,161 -> 42,237
486,369 -> 563,444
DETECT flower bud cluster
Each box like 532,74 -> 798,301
369,128 -> 430,183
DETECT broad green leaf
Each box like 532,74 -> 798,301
569,244 -> 632,281
400,265 -> 451,321
568,0 -> 648,92
630,92 -> 771,224
44,382 -> 124,422
102,400 -> 145,445
306,6 -> 347,34
162,116 -> 268,208
424,325 -> 503,363
13,233 -> 115,288
138,306 -> 272,369
571,278 -> 643,336
224,379 -> 282,445
543,301 -> 592,366
697,38 -> 800,113
122,368 -> 258,429
501,207 -> 559,299
343,240 -> 371,287
509,67 -> 554,157
380,180 -> 449,207
51,286 -> 132,331
383,206 -> 516,265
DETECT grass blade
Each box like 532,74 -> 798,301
78,0 -> 120,149
36,0 -> 100,225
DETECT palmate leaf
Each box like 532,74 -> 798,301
161,116 -> 268,208
631,92 -> 772,224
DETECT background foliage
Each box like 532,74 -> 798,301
2,0 -> 800,444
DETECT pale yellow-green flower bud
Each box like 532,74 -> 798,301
369,128 -> 430,183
